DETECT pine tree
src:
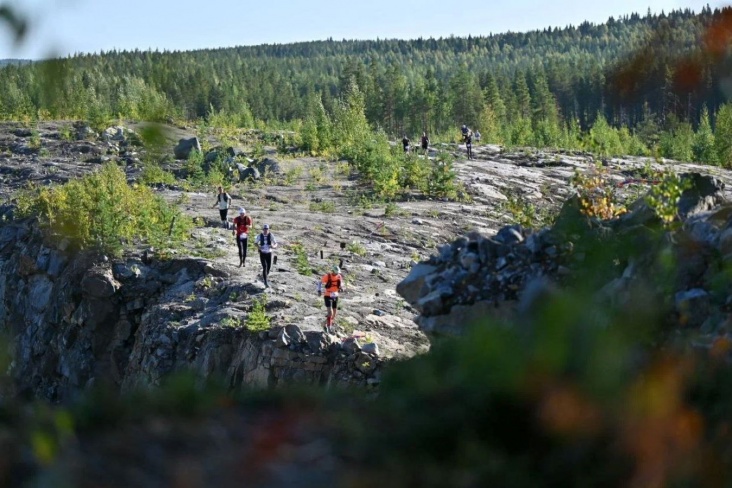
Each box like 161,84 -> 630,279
714,103 -> 732,167
693,106 -> 717,164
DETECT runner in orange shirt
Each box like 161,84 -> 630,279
317,265 -> 345,334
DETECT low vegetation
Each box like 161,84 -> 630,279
290,241 -> 313,276
246,296 -> 270,332
15,163 -> 194,255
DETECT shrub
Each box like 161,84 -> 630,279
290,241 -> 313,275
309,200 -> 336,213
570,163 -> 626,219
15,163 -> 193,255
246,296 -> 270,332
140,164 -> 176,186
646,171 -> 692,226
500,191 -> 556,229
347,241 -> 367,256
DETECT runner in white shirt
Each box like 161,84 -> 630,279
211,186 -> 232,229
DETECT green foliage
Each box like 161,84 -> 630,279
58,124 -> 74,142
220,316 -> 242,328
499,191 -> 556,229
184,148 -> 205,183
587,113 -> 623,157
15,163 -> 193,255
715,104 -> 732,167
140,164 -> 176,186
384,202 -> 402,217
428,152 -> 459,199
290,241 -> 313,276
246,296 -> 270,332
659,118 -> 694,161
571,164 -> 626,219
693,106 -> 717,165
309,200 -> 336,213
646,171 -> 692,226
28,128 -> 40,148
346,241 -> 367,256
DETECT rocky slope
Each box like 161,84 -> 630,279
2,121 -> 732,400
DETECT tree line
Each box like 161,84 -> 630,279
2,6 -> 732,163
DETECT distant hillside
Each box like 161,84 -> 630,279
0,59 -> 30,66
0,7 -> 726,140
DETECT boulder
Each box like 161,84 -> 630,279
238,166 -> 260,181
417,300 -> 517,337
362,342 -> 380,356
256,157 -> 281,175
174,137 -> 201,160
102,126 -> 133,143
678,173 -> 725,218
396,263 -> 437,305
81,268 -> 120,299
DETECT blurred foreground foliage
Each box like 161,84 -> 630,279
5,263 -> 732,487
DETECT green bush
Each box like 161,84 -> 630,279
140,164 -> 177,186
15,163 -> 193,255
290,241 -> 313,276
246,296 -> 270,332
309,200 -> 336,213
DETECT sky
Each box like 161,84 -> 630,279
0,0 -> 723,59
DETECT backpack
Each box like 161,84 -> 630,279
326,273 -> 341,290
259,233 -> 272,246
218,193 -> 230,203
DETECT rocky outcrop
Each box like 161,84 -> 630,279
0,220 -> 382,402
174,137 -> 201,159
399,173 -> 732,342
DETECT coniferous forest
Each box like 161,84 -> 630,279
4,7 -> 732,162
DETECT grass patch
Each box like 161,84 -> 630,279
221,316 -> 242,328
347,241 -> 367,256
284,166 -> 303,185
309,200 -> 336,213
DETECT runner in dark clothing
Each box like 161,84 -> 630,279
461,125 -> 474,160
255,224 -> 278,288
420,132 -> 429,153
402,135 -> 410,153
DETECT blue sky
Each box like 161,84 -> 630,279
0,0 -> 721,59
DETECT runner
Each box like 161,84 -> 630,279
255,224 -> 278,288
317,265 -> 345,334
402,135 -> 410,153
232,208 -> 252,267
420,132 -> 429,153
211,186 -> 232,229
461,125 -> 474,160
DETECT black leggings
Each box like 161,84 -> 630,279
259,252 -> 272,278
236,237 -> 248,261
219,209 -> 228,221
